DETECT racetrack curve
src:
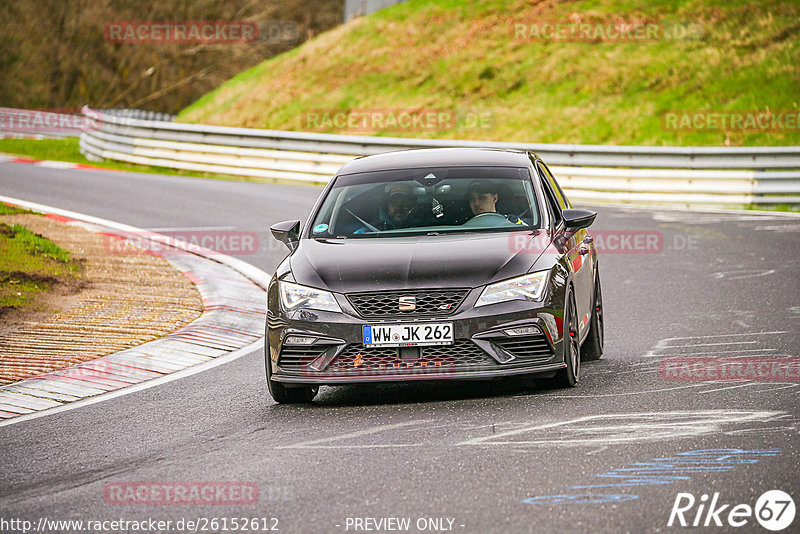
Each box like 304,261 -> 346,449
1,163 -> 799,534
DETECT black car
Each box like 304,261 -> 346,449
266,148 -> 603,403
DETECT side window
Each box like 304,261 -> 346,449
538,173 -> 562,225
540,163 -> 572,209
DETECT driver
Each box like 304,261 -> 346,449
384,184 -> 416,227
467,181 -> 524,224
354,184 -> 417,233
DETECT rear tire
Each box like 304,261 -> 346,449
581,270 -> 604,361
550,289 -> 580,388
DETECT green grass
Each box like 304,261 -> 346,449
179,0 -> 800,147
745,203 -> 800,213
0,222 -> 82,310
0,203 -> 34,215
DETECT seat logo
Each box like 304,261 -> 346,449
399,296 -> 416,311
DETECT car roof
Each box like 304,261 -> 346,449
337,148 -> 537,175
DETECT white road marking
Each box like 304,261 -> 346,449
36,160 -> 78,169
678,348 -> 776,356
664,341 -> 759,348
279,444 -> 426,449
755,224 -> 800,232
0,196 -> 270,428
459,418 -> 585,445
0,339 -> 263,428
630,359 -> 667,366
659,331 -> 785,342
749,383 -> 800,393
278,419 -> 433,449
458,411 -> 781,446
710,353 -> 790,359
711,269 -> 776,280
585,446 -> 608,456
642,331 -> 786,358
524,383 -> 709,398
725,426 -> 798,435
698,383 -> 758,394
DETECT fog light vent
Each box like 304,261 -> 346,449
284,336 -> 316,346
503,326 -> 541,337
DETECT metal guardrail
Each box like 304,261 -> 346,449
0,107 -> 174,139
100,108 -> 176,122
0,107 -> 85,138
79,106 -> 800,207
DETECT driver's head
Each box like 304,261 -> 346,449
386,184 -> 415,226
467,181 -> 499,216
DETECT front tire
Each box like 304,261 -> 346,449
551,289 -> 580,388
269,380 -> 318,404
266,355 -> 318,404
581,270 -> 604,361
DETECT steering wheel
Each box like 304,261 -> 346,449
462,212 -> 512,227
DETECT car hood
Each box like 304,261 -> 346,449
289,231 -> 550,293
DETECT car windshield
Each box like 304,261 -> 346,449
309,166 -> 540,238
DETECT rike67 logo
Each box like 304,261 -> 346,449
668,490 -> 795,531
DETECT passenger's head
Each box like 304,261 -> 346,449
386,184 -> 415,225
467,181 -> 499,216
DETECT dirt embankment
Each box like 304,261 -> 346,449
0,214 -> 203,385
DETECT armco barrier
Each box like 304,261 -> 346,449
79,107 -> 800,207
1,107 -> 85,138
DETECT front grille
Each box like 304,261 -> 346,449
347,289 -> 468,318
325,340 -> 496,376
329,340 -> 494,375
492,334 -> 553,360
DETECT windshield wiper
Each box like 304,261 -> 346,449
345,208 -> 380,233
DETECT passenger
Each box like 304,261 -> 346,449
467,181 -> 500,216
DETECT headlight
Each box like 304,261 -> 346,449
279,281 -> 342,312
475,271 -> 549,307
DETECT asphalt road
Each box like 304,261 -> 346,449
1,164 -> 799,534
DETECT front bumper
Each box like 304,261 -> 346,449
266,285 -> 566,385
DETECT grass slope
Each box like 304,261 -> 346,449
0,211 -> 81,311
179,0 -> 800,146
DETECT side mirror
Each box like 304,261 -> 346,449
562,209 -> 597,231
270,220 -> 301,251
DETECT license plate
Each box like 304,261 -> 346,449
363,322 -> 454,347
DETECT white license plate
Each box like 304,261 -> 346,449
363,322 -> 454,347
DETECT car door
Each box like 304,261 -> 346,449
537,162 -> 594,339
